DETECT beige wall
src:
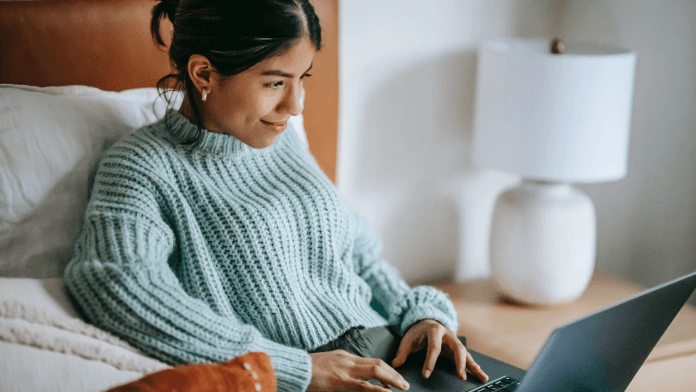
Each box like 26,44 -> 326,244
340,0 -> 696,305
555,0 -> 696,303
338,0 -> 553,283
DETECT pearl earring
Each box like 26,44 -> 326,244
202,90 -> 208,102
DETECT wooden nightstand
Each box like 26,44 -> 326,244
434,273 -> 696,391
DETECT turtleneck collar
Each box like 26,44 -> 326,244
161,109 -> 258,157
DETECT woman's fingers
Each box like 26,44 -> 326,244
443,333 -> 488,383
345,379 -> 391,392
422,327 -> 445,379
353,358 -> 410,391
386,319 -> 490,386
308,350 -> 409,392
446,334 -> 467,381
466,351 -> 489,383
391,335 -> 416,368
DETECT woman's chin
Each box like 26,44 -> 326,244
248,134 -> 280,149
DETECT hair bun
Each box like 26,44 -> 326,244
151,0 -> 178,46
156,0 -> 178,23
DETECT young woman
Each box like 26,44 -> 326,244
64,1 -> 488,391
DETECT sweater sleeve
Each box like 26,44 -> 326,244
350,212 -> 459,336
64,157 -> 311,392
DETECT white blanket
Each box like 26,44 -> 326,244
0,278 -> 168,392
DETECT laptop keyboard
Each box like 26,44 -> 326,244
468,376 -> 520,391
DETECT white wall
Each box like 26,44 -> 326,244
338,0 -> 696,300
554,1 -> 696,299
338,0 -> 552,284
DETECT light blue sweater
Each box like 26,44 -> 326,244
64,110 -> 458,391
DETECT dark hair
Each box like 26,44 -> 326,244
151,0 -> 322,143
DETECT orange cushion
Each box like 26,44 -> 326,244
107,352 -> 276,392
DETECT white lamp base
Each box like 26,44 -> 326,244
490,180 -> 596,305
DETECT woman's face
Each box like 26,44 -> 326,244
202,36 -> 316,149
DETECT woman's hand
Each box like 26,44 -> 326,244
390,319 -> 489,383
307,350 -> 410,392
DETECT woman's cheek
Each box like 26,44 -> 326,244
259,95 -> 279,113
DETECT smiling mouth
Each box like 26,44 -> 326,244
260,120 -> 288,134
261,120 -> 287,126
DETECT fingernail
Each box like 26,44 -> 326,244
401,380 -> 410,389
424,370 -> 431,378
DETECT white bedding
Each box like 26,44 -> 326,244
0,278 -> 168,392
0,341 -> 144,392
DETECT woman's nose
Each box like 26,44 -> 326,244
281,85 -> 303,116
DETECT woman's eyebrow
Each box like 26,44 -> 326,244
261,63 -> 313,78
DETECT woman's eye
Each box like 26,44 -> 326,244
266,74 -> 311,89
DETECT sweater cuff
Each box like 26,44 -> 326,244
250,337 -> 312,392
387,286 -> 459,336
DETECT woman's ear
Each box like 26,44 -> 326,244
187,54 -> 214,96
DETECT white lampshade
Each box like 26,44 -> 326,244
473,38 -> 637,183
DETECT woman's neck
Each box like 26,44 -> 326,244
178,96 -> 199,126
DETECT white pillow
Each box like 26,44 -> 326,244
0,84 -> 308,278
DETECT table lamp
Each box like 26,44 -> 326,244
472,38 -> 637,305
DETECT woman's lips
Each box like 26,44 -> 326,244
260,120 -> 288,133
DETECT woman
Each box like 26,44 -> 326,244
64,1 -> 488,391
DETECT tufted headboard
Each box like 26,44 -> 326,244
0,0 -> 339,181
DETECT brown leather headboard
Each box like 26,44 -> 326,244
0,0 -> 338,181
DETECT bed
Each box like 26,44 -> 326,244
0,0 -> 338,390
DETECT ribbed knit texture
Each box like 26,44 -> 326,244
64,109 -> 459,391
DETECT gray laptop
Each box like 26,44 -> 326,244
390,270 -> 696,392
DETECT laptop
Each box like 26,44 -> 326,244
389,270 -> 696,392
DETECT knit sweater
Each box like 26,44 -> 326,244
64,109 -> 459,392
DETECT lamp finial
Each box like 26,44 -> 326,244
551,38 -> 566,54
